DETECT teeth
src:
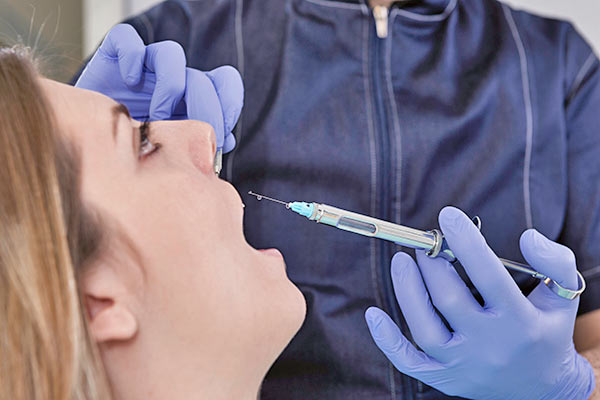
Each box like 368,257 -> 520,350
242,203 -> 246,209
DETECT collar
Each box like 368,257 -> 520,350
393,0 -> 457,23
346,0 -> 456,20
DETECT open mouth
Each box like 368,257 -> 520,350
257,248 -> 283,258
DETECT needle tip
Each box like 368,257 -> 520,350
246,191 -> 287,205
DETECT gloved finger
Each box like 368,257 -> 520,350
100,24 -> 146,86
146,40 -> 187,121
223,132 -> 237,154
439,206 -> 526,310
365,307 -> 443,379
390,253 -> 452,359
521,229 -> 580,310
415,250 -> 481,331
185,68 -> 225,148
205,66 -> 244,135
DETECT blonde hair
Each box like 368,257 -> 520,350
0,46 -> 111,399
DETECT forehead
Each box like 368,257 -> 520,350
38,78 -> 135,202
39,78 -> 116,143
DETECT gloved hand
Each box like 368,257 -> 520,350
365,206 -> 595,400
75,23 -> 243,153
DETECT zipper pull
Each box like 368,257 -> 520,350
373,5 -> 389,39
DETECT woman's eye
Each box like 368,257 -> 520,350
139,121 -> 160,159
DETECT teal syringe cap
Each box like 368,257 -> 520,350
290,202 -> 314,218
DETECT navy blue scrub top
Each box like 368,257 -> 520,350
118,0 -> 600,398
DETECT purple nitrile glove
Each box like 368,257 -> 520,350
365,206 -> 595,400
75,23 -> 243,154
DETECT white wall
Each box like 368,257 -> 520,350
83,0 -> 600,56
83,0 -> 126,56
83,0 -> 157,55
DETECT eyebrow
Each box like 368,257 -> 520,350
111,103 -> 131,142
111,104 -> 138,157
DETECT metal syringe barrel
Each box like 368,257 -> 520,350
290,202 -> 439,252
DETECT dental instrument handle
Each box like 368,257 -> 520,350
214,148 -> 223,175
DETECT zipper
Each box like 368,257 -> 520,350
373,5 -> 389,39
370,5 -> 417,399
370,10 -> 394,327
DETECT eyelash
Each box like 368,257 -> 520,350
139,120 -> 161,159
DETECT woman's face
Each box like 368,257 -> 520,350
40,79 -> 305,392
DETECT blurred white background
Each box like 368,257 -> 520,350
84,0 -> 600,57
83,0 -> 155,56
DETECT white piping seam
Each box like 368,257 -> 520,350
567,52 -> 597,103
503,4 -> 534,229
139,13 -> 154,43
226,0 -> 245,182
583,265 -> 600,279
385,15 -> 403,241
362,2 -> 384,316
235,0 -> 245,79
393,0 -> 457,23
304,0 -> 365,11
388,361 -> 397,400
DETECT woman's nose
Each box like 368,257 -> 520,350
186,121 -> 217,174
153,120 -> 217,175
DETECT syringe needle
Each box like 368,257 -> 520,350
248,191 -> 291,208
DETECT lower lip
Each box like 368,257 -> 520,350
258,248 -> 283,258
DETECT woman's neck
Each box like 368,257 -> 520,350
109,367 -> 263,400
103,341 -> 265,400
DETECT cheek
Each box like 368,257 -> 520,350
130,192 -> 240,317
122,173 -> 244,275
135,183 -> 222,254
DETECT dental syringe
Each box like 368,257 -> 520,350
248,191 -> 586,300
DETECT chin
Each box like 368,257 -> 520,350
263,282 -> 307,372
287,282 -> 307,336
260,249 -> 307,351
277,261 -> 307,343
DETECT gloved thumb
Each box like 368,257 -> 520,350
185,68 -> 224,147
223,133 -> 237,154
520,229 -> 580,309
205,66 -> 244,150
101,24 -> 146,87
